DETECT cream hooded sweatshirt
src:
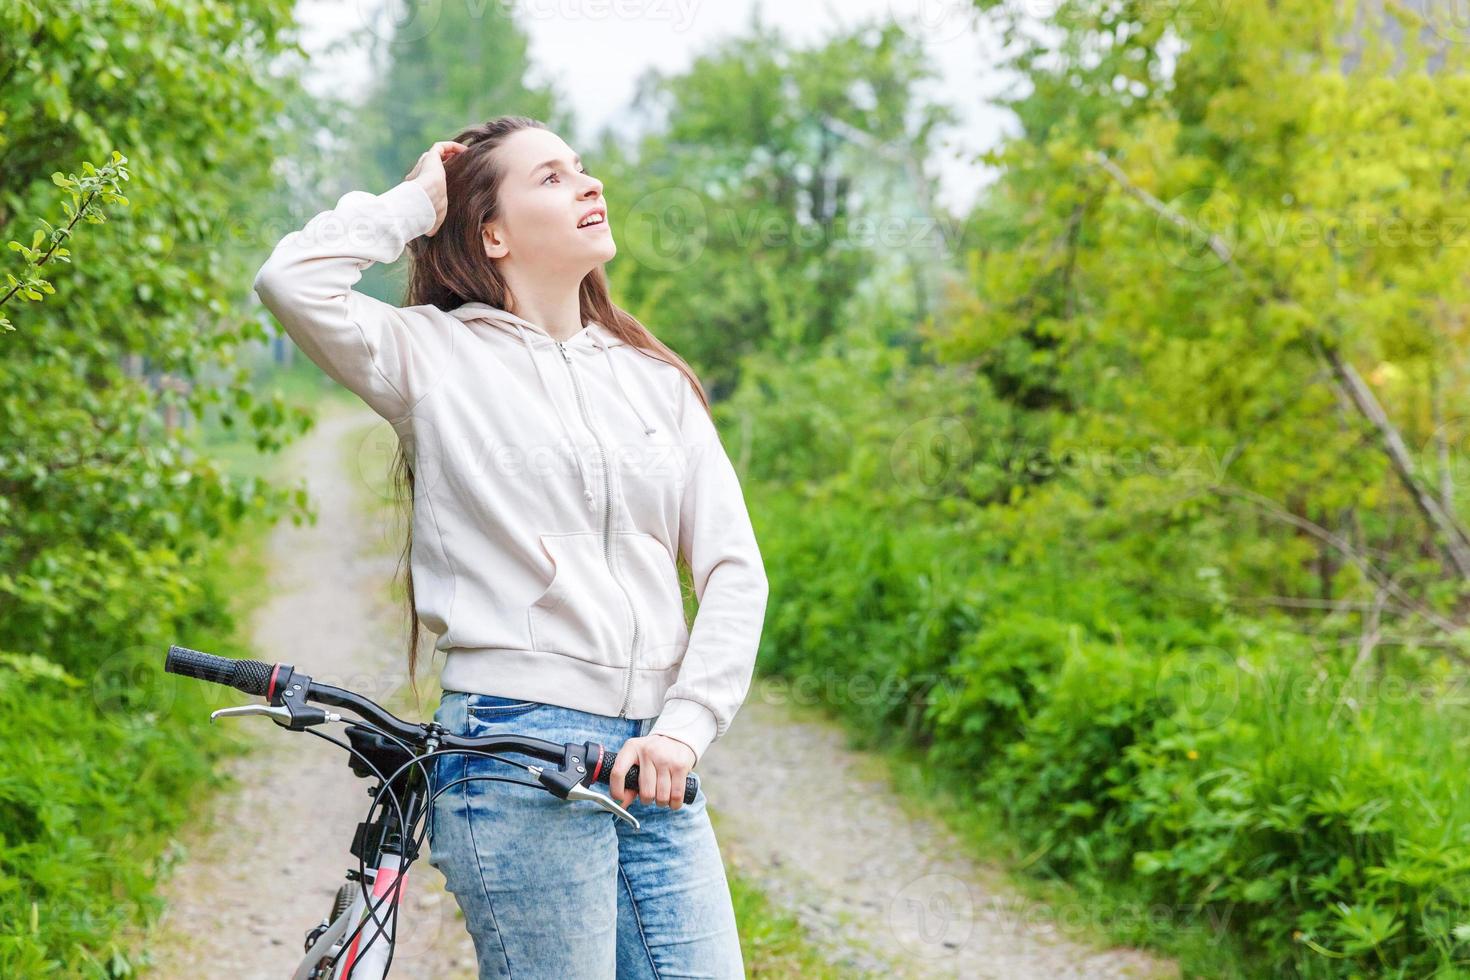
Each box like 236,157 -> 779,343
250,177 -> 769,764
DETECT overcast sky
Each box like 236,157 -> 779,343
297,0 -> 1018,215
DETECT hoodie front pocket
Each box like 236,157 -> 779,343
527,531 -> 631,667
619,532 -> 691,671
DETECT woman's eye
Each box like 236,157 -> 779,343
544,168 -> 591,185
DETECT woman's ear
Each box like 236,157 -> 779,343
482,221 -> 508,260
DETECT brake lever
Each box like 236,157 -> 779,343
567,782 -> 641,829
532,766 -> 641,829
211,703 -> 339,730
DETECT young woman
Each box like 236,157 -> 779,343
251,115 -> 767,978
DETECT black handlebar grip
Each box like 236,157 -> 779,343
165,644 -> 274,697
611,763 -> 698,806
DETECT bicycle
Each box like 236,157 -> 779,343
162,643 -> 699,980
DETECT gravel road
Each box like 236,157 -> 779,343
701,692 -> 1182,979
142,404 -> 478,978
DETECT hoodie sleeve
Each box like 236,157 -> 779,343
251,179 -> 454,422
648,382 -> 770,765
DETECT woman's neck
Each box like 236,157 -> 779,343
502,278 -> 585,343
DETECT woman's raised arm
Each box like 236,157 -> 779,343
251,142 -> 467,421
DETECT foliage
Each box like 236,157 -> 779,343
949,0 -> 1470,630
1,152 -> 131,333
0,0 -> 320,970
599,14 -> 957,396
738,308 -> 1470,975
9,0 -> 1470,974
0,515 -> 270,975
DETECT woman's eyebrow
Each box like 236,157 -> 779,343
530,154 -> 582,177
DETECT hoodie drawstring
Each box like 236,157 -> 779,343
592,330 -> 658,438
514,321 -> 599,513
507,318 -> 659,514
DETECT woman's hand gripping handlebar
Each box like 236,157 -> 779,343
162,644 -> 698,829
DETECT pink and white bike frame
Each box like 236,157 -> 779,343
294,853 -> 407,980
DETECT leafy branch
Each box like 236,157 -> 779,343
1,151 -> 131,334
1090,149 -> 1470,591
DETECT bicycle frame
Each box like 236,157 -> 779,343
294,723 -> 433,980
296,852 -> 407,980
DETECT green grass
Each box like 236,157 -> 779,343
0,352 -> 387,975
870,727 -> 1225,978
747,481 -> 1470,979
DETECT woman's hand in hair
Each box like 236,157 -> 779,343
610,734 -> 697,810
404,141 -> 469,237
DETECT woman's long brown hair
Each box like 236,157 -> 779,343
393,115 -> 711,702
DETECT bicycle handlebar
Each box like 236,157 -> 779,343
167,644 -> 275,696
164,644 -> 698,804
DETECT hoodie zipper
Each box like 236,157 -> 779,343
556,340 -> 641,718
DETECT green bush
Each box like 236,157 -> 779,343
753,482 -> 1470,975
0,520 -> 265,976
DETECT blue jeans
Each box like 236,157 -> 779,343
426,691 -> 745,979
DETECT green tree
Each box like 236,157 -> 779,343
0,0 -> 323,969
946,0 -> 1470,639
355,3 -> 565,192
596,14 -> 958,395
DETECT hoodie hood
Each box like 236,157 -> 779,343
445,301 -> 610,350
445,301 -> 658,513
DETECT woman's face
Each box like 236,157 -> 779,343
483,128 -> 614,275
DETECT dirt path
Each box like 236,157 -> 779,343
143,402 -> 477,978
700,689 -> 1182,979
